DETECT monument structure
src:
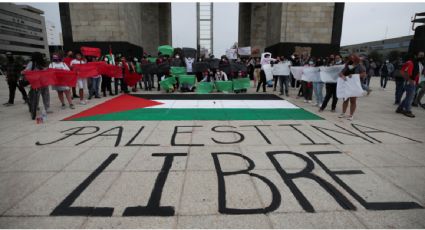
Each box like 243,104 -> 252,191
59,3 -> 172,57
238,3 -> 344,57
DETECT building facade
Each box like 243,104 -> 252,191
59,3 -> 172,57
340,35 -> 413,58
0,3 -> 49,57
239,3 -> 344,57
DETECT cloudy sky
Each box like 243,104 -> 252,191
21,2 -> 425,56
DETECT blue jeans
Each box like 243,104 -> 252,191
278,75 -> 289,95
394,79 -> 405,104
313,82 -> 324,105
90,77 -> 101,97
398,82 -> 416,112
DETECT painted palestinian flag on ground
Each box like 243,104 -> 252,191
64,94 -> 322,121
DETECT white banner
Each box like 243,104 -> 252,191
237,47 -> 251,56
272,61 -> 291,76
336,74 -> 364,100
290,66 -> 304,80
301,67 -> 320,82
226,49 -> 237,60
319,65 -> 345,83
262,64 -> 274,81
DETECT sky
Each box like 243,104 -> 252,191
20,2 -> 425,55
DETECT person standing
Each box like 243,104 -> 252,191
367,58 -> 376,86
64,51 -> 78,98
70,52 -> 88,105
338,54 -> 366,121
118,56 -> 130,93
49,54 -> 74,109
272,56 -> 281,91
87,57 -> 101,99
312,60 -> 324,107
3,52 -> 28,106
319,54 -> 342,112
301,58 -> 314,103
393,58 -> 406,104
412,52 -> 425,108
253,58 -> 261,88
101,56 -> 114,97
380,60 -> 394,89
257,53 -> 275,92
24,52 -> 51,113
396,52 -> 423,117
272,56 -> 291,96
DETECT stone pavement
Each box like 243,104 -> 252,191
0,77 -> 424,228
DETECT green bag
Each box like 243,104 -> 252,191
147,57 -> 157,63
179,75 -> 196,85
159,77 -> 174,91
197,82 -> 214,94
233,78 -> 251,91
170,66 -> 186,77
215,81 -> 233,93
135,62 -> 142,74
158,45 -> 174,56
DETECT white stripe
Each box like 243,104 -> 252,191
148,100 -> 299,109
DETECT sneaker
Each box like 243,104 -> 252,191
367,89 -> 372,96
421,104 -> 425,110
3,102 -> 13,106
46,109 -> 53,114
95,96 -> 101,99
79,100 -> 86,105
70,104 -> 75,109
412,103 -> 418,107
331,109 -> 336,113
304,99 -> 308,103
347,115 -> 354,121
338,113 -> 346,118
395,108 -> 404,114
61,104 -> 66,109
402,111 -> 415,118
318,109 -> 323,112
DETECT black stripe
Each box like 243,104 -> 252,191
131,94 -> 283,100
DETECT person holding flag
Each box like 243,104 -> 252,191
70,52 -> 88,105
49,54 -> 75,109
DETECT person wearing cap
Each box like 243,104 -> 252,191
49,54 -> 75,109
3,52 -> 28,106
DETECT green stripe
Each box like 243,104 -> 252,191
68,108 -> 323,121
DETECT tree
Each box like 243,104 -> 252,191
368,50 -> 383,62
387,50 -> 401,62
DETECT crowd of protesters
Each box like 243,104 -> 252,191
1,49 -> 424,120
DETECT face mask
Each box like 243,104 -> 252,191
175,56 -> 180,59
104,58 -> 109,62
348,65 -> 354,70
308,61 -> 314,65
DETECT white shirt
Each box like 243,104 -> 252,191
49,62 -> 70,70
70,59 -> 86,67
185,58 -> 194,73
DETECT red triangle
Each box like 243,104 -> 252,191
63,94 -> 163,120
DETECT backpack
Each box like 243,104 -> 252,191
381,64 -> 388,75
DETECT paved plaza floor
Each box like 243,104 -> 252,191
0,77 -> 424,228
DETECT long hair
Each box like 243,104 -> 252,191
31,52 -> 46,69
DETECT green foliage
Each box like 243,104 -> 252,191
368,50 -> 383,62
387,50 -> 401,62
